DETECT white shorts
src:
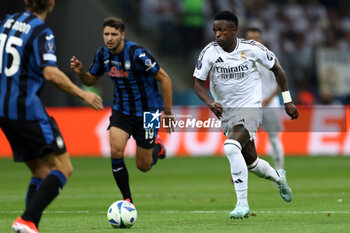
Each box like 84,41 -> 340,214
221,108 -> 262,140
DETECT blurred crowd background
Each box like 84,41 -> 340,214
1,0 -> 350,106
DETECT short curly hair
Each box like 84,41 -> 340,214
103,17 -> 125,32
214,11 -> 239,28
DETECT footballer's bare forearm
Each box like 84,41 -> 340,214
161,79 -> 173,114
77,71 -> 98,86
155,68 -> 173,113
43,66 -> 85,100
44,66 -> 103,110
194,78 -> 223,118
270,62 -> 289,92
70,56 -> 99,86
193,78 -> 213,106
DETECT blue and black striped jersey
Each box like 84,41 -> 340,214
89,41 -> 163,117
0,11 -> 57,121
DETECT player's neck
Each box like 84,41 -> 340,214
32,11 -> 49,22
224,38 -> 237,53
111,41 -> 125,55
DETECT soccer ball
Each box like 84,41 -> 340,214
107,200 -> 137,228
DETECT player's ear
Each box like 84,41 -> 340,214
233,26 -> 237,33
230,23 -> 237,34
49,0 -> 55,7
122,31 -> 125,40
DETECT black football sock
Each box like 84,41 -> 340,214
25,177 -> 42,208
22,170 -> 67,227
152,143 -> 161,166
111,158 -> 133,203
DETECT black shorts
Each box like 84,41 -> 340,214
0,117 -> 67,162
108,110 -> 158,149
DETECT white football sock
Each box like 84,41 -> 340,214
248,158 -> 283,184
224,139 -> 248,206
269,132 -> 284,170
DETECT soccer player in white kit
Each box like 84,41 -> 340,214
246,28 -> 285,170
193,11 -> 299,219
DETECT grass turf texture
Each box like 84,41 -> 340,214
0,156 -> 349,233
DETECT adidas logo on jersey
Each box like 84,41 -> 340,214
215,57 -> 224,63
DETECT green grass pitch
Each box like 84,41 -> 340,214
0,156 -> 349,232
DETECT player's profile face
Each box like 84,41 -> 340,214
103,26 -> 125,53
246,31 -> 262,43
213,20 -> 236,51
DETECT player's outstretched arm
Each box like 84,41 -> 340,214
70,56 -> 100,86
193,78 -> 223,119
270,61 -> 299,120
43,66 -> 103,110
154,67 -> 175,133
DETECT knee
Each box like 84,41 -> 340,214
64,163 -> 73,178
137,166 -> 150,172
54,152 -> 73,179
58,158 -> 73,179
136,161 -> 151,172
110,145 -> 124,159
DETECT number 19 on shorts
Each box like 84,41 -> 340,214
145,129 -> 154,140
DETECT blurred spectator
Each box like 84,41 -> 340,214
155,0 -> 181,56
179,0 -> 206,60
319,91 -> 337,105
306,0 -> 327,25
284,0 -> 309,33
296,90 -> 316,105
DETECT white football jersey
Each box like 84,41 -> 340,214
193,38 -> 276,110
257,63 -> 281,107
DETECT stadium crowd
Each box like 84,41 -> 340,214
118,0 -> 350,105
3,0 -> 348,106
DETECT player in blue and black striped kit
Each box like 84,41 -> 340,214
0,1 -> 103,232
70,17 -> 174,205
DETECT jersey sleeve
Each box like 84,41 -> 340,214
34,28 -> 57,67
252,41 -> 275,70
133,47 -> 160,76
89,47 -> 106,76
193,43 -> 214,81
